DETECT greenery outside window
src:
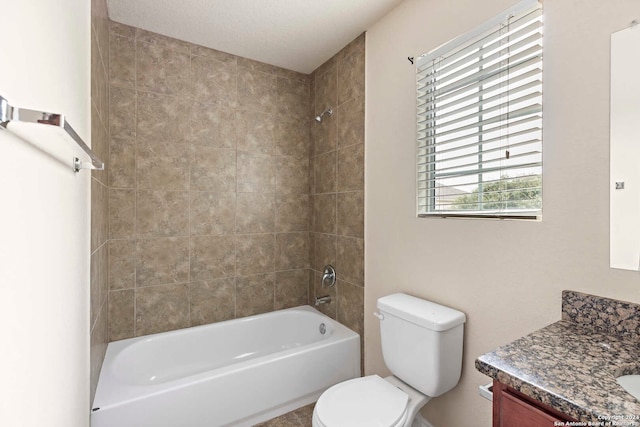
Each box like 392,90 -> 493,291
416,0 -> 543,219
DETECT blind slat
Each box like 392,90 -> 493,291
417,13 -> 543,80
418,138 -> 541,166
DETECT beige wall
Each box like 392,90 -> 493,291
365,0 -> 640,425
0,0 -> 91,425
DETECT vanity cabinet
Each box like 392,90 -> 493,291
492,381 -> 577,427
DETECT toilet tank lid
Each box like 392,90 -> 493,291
377,293 -> 466,331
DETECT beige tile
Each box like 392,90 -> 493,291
91,0 -> 109,49
277,77 -> 310,121
109,289 -> 135,341
109,239 -> 136,290
136,27 -> 191,51
313,109 -> 337,156
91,34 -> 108,132
236,273 -> 275,318
237,57 -> 279,75
313,55 -> 337,85
190,192 -> 236,236
136,138 -> 190,191
236,151 -> 275,193
276,156 -> 309,194
238,67 -> 277,111
190,147 -> 236,192
109,189 -> 135,239
190,278 -> 236,325
275,116 -> 310,158
110,21 -> 136,38
275,233 -> 309,271
191,54 -> 238,107
336,236 -> 364,286
275,193 -> 309,232
313,152 -> 336,194
136,190 -> 189,238
275,270 -> 309,310
236,193 -> 275,233
91,98 -> 109,185
336,191 -> 364,238
110,86 -> 136,139
137,41 -> 190,97
294,403 -> 315,425
254,410 -> 301,427
136,91 -> 191,142
337,143 -> 364,191
90,245 -> 107,327
191,45 -> 237,63
109,137 -> 135,188
109,32 -> 135,88
337,280 -> 364,337
275,67 -> 309,83
91,178 -> 108,251
236,234 -> 275,276
308,233 -> 316,273
307,269 -> 315,306
337,97 -> 364,148
314,64 -> 337,115
190,235 -> 236,280
337,33 -> 365,105
312,233 -> 336,272
236,109 -> 275,154
136,237 -> 190,287
136,283 -> 190,336
191,102 -> 237,150
90,300 -> 108,406
312,194 -> 336,234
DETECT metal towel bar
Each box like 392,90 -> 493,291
0,94 -> 104,172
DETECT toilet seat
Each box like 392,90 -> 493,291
314,375 -> 409,427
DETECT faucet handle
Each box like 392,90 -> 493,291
322,265 -> 336,288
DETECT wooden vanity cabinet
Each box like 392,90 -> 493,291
492,380 -> 578,427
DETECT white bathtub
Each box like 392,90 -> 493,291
91,305 -> 360,427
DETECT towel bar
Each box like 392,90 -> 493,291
0,94 -> 104,172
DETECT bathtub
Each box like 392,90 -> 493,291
91,305 -> 360,427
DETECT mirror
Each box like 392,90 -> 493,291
610,23 -> 640,270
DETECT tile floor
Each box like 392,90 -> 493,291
253,403 -> 315,427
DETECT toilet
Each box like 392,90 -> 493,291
312,293 -> 466,427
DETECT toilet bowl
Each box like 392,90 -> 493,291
312,293 -> 465,427
312,375 -> 430,427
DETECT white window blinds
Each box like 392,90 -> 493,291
416,0 -> 543,219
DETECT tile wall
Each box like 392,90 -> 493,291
104,21 -> 365,365
89,0 -> 110,406
309,35 -> 365,362
106,22 -> 313,339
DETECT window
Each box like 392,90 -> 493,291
416,0 -> 543,219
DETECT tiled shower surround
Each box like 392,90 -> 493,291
105,22 -> 365,353
89,0 -> 110,406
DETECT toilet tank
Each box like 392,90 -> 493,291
377,293 -> 466,397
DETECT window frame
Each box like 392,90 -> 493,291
415,0 -> 543,220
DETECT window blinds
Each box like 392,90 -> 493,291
416,0 -> 543,218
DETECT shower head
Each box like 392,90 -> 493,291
315,108 -> 333,122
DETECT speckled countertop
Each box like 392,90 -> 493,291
476,291 -> 640,423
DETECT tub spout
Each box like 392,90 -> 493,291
315,295 -> 331,306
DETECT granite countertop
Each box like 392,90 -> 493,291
476,291 -> 640,424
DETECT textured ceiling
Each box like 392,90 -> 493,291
107,0 -> 403,74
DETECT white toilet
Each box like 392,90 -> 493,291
312,293 -> 466,427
